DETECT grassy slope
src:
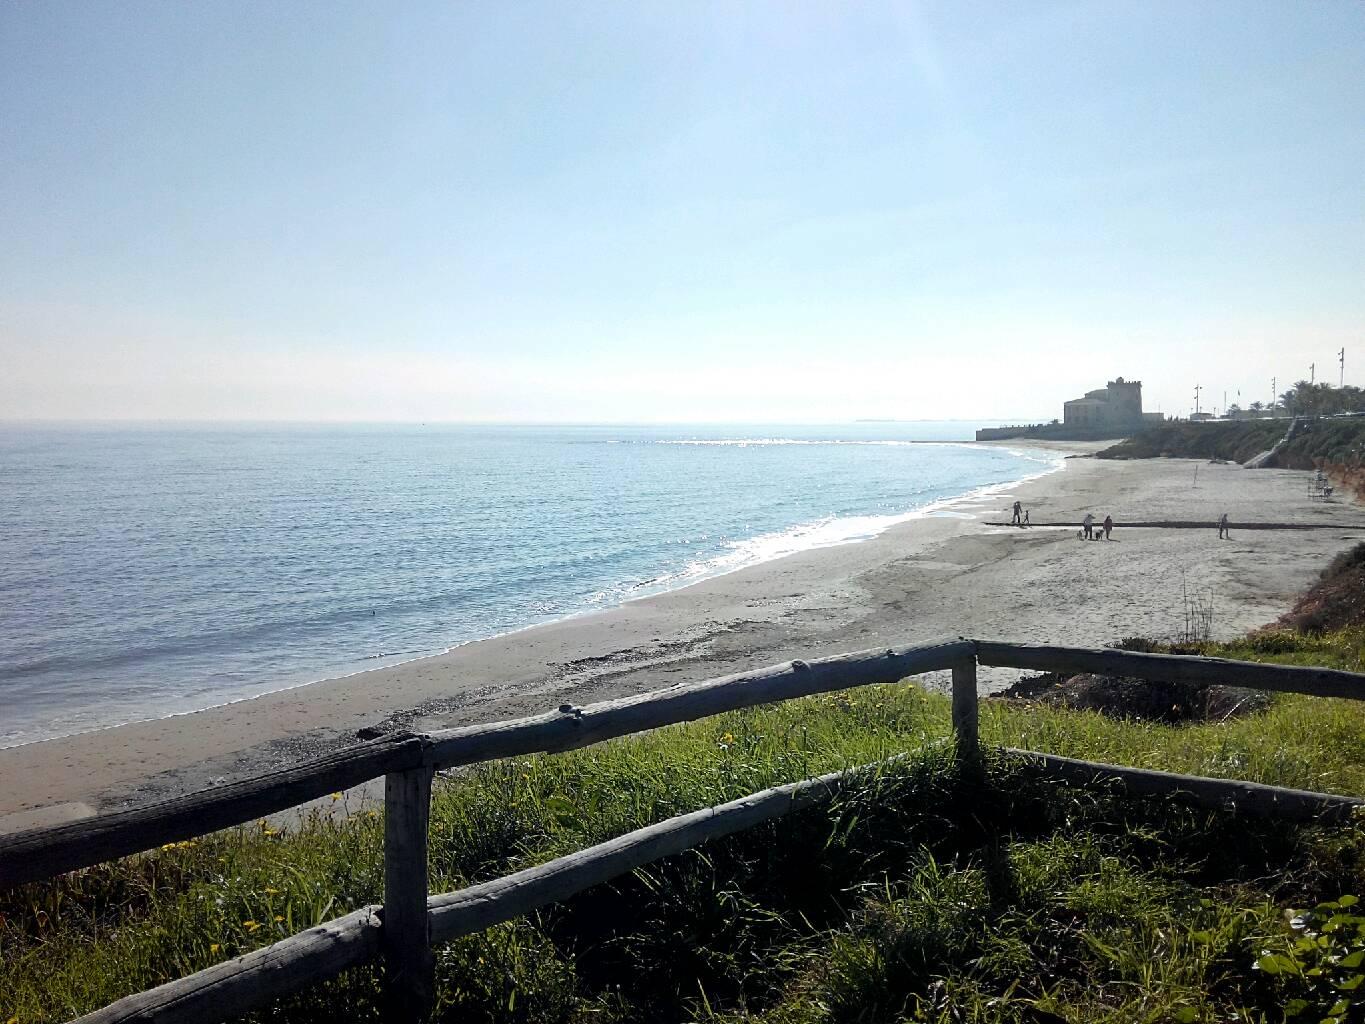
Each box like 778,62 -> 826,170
1095,417 -> 1365,470
7,626 -> 1365,1024
1094,421 -> 1286,463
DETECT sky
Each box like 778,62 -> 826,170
1,2 -> 1362,423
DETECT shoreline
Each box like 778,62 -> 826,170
1,442 -> 1066,753
4,447 -> 1365,832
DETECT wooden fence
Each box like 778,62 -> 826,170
5,637 -> 1365,1024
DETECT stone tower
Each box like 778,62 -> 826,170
1105,378 -> 1143,423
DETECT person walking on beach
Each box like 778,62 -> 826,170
1103,514 -> 1113,540
1218,512 -> 1230,539
1012,500 -> 1023,526
1082,512 -> 1095,540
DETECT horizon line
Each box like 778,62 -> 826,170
0,415 -> 1051,428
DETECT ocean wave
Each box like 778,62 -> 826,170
646,438 -> 952,447
587,450 -> 1068,604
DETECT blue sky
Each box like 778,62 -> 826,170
2,2 -> 1361,422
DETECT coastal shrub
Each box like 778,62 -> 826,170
1253,896 -> 1365,1023
1268,544 -> 1365,634
1094,416 -> 1365,473
1324,544 -> 1365,581
1095,420 -> 1285,462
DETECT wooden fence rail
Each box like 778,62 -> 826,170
976,641 -> 1365,700
73,757 -> 905,1024
72,907 -> 382,1024
0,735 -> 426,888
420,638 -> 975,770
5,637 -> 1364,1024
0,639 -> 972,890
426,760 -> 872,945
1001,749 -> 1365,822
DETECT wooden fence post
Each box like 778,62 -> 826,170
383,765 -> 435,1022
951,657 -> 979,771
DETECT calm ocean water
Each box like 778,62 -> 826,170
0,423 -> 1057,746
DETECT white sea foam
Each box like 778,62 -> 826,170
594,447 -> 1067,602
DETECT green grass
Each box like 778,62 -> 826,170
6,630 -> 1365,1023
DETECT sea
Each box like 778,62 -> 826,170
0,423 -> 1060,747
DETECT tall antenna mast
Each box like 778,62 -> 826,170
1341,348 -> 1346,387
1193,384 -> 1202,417
1272,376 -> 1277,411
1311,362 -> 1316,384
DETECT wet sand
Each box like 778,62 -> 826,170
4,447 -> 1363,833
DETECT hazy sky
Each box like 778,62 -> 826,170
2,2 -> 1362,423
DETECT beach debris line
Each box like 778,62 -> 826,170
984,518 -> 1363,530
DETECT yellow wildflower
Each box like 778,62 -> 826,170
330,792 -> 342,801
243,919 -> 260,932
264,887 -> 280,895
209,943 -> 221,954
721,732 -> 735,745
274,915 -> 284,923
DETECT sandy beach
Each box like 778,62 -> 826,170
4,448 -> 1364,834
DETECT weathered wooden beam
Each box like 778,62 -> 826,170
60,740 -> 1365,1024
70,905 -> 382,1024
1,735 -> 425,889
425,638 -> 975,771
982,521 -> 1365,531
951,658 -> 979,770
6,642 -> 966,892
976,641 -> 1365,701
1002,748 -> 1365,821
69,756 -> 908,1023
427,761 -> 874,945
382,766 -> 435,1023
